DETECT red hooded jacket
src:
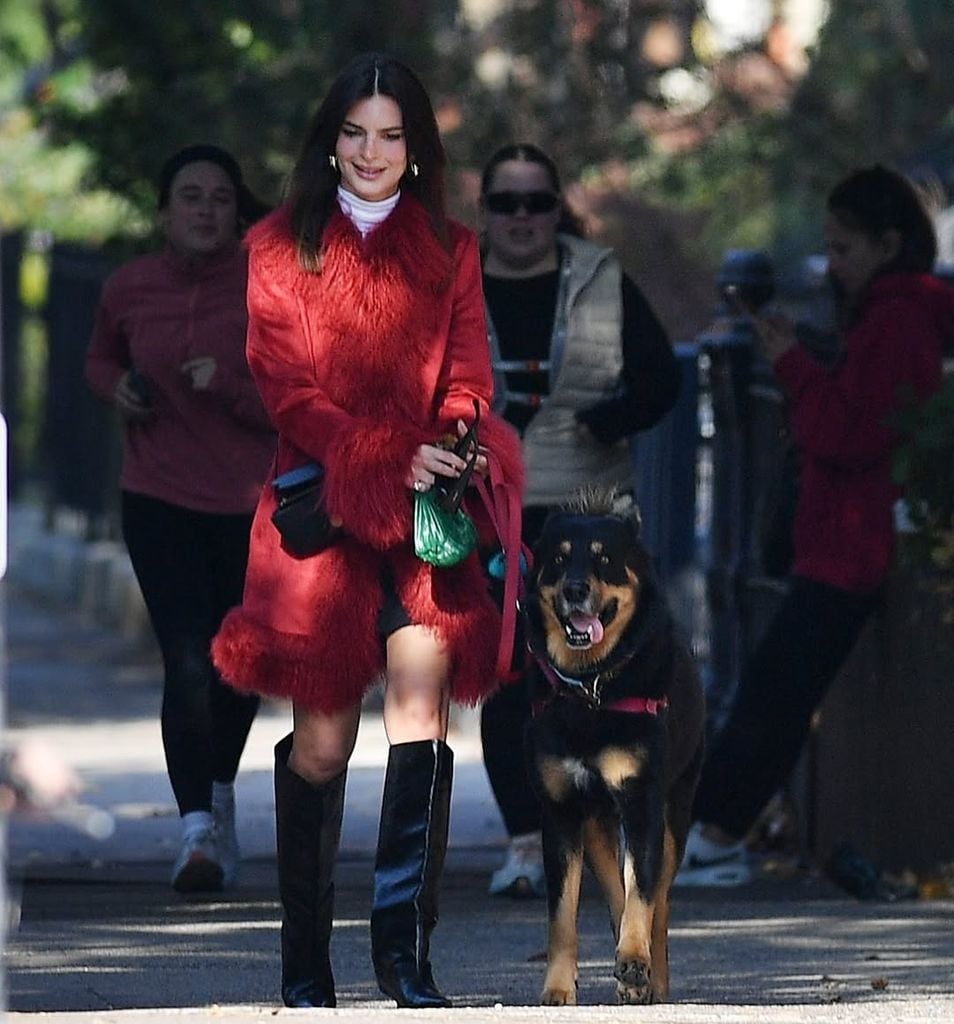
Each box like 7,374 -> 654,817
85,244 -> 275,514
775,272 -> 951,594
212,196 -> 524,712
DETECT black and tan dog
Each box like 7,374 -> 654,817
523,493 -> 705,1005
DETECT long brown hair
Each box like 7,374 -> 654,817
827,164 -> 938,324
827,164 -> 937,275
288,52 -> 449,271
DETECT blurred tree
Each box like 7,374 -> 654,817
431,0 -> 703,179
27,0 -> 444,223
772,0 -> 954,262
0,0 -> 138,240
11,0 -> 954,275
640,0 -> 954,266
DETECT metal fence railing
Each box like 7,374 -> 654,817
41,245 -> 120,538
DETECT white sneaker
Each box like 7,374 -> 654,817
212,782 -> 240,889
673,822 -> 752,887
489,832 -> 546,898
171,818 -> 224,894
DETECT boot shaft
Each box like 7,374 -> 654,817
373,739 -> 454,916
274,733 -> 346,1009
371,738 -> 454,1008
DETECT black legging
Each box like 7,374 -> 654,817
693,575 -> 877,838
480,504 -> 551,838
122,491 -> 260,816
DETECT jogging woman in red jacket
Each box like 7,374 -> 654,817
86,146 -> 274,893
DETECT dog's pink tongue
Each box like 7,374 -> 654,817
570,614 -> 604,644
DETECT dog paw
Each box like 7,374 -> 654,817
541,981 -> 577,1006
614,959 -> 652,1005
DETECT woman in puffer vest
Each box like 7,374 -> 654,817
477,143 -> 681,898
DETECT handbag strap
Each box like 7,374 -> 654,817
473,455 -> 532,680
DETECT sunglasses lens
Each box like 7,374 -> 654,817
486,191 -> 558,215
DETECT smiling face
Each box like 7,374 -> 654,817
481,158 -> 562,277
824,213 -> 900,299
335,94 -> 408,203
161,160 -> 238,262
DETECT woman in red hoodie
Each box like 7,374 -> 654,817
85,146 -> 274,894
211,54 -> 523,1009
679,165 -> 950,884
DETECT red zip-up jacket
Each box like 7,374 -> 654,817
85,243 -> 275,515
775,272 -> 951,594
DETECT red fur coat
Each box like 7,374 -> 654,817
212,195 -> 524,712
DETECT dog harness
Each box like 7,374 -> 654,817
534,657 -> 669,716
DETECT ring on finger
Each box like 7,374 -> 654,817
414,480 -> 427,493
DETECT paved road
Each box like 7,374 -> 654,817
3,549 -> 954,1022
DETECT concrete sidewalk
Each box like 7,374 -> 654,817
4,507 -> 954,1023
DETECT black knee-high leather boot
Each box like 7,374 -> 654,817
274,733 -> 346,1008
370,738 -> 453,1009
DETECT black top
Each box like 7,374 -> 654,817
483,264 -> 681,440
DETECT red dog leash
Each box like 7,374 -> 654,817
473,455 -> 532,681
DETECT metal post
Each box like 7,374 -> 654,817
696,250 -> 777,735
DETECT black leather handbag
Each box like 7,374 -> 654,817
270,463 -> 340,558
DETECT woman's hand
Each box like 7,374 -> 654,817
751,311 -> 797,363
181,356 -> 217,390
113,371 -> 155,422
406,442 -> 467,493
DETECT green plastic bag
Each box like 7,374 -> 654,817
413,489 -> 478,567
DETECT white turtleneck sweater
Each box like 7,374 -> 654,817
336,186 -> 400,237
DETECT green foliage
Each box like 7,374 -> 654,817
642,114 -> 782,257
773,0 -> 954,258
433,0 -> 695,181
5,0 -> 954,264
643,0 -> 954,269
892,375 -> 954,571
39,0 -> 450,220
0,108 -> 142,240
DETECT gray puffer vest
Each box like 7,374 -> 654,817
487,234 -> 632,507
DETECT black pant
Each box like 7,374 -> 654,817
479,505 -> 551,838
693,575 -> 877,839
122,491 -> 260,816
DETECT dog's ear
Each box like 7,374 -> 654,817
619,504 -> 642,551
529,511 -> 559,587
622,514 -> 650,576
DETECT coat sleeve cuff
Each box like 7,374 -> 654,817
322,421 -> 426,549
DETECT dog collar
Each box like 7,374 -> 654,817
535,657 -> 668,715
604,695 -> 668,715
541,660 -> 604,706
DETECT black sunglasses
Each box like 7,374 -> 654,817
484,190 -> 559,215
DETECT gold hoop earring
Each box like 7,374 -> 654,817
410,161 -> 419,178
328,154 -> 337,171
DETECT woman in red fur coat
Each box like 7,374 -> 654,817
212,53 -> 523,1009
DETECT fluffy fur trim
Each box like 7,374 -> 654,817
390,546 -> 503,705
213,545 -> 505,710
211,533 -> 387,713
211,609 -> 378,712
323,420 -> 425,549
245,198 -> 453,299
